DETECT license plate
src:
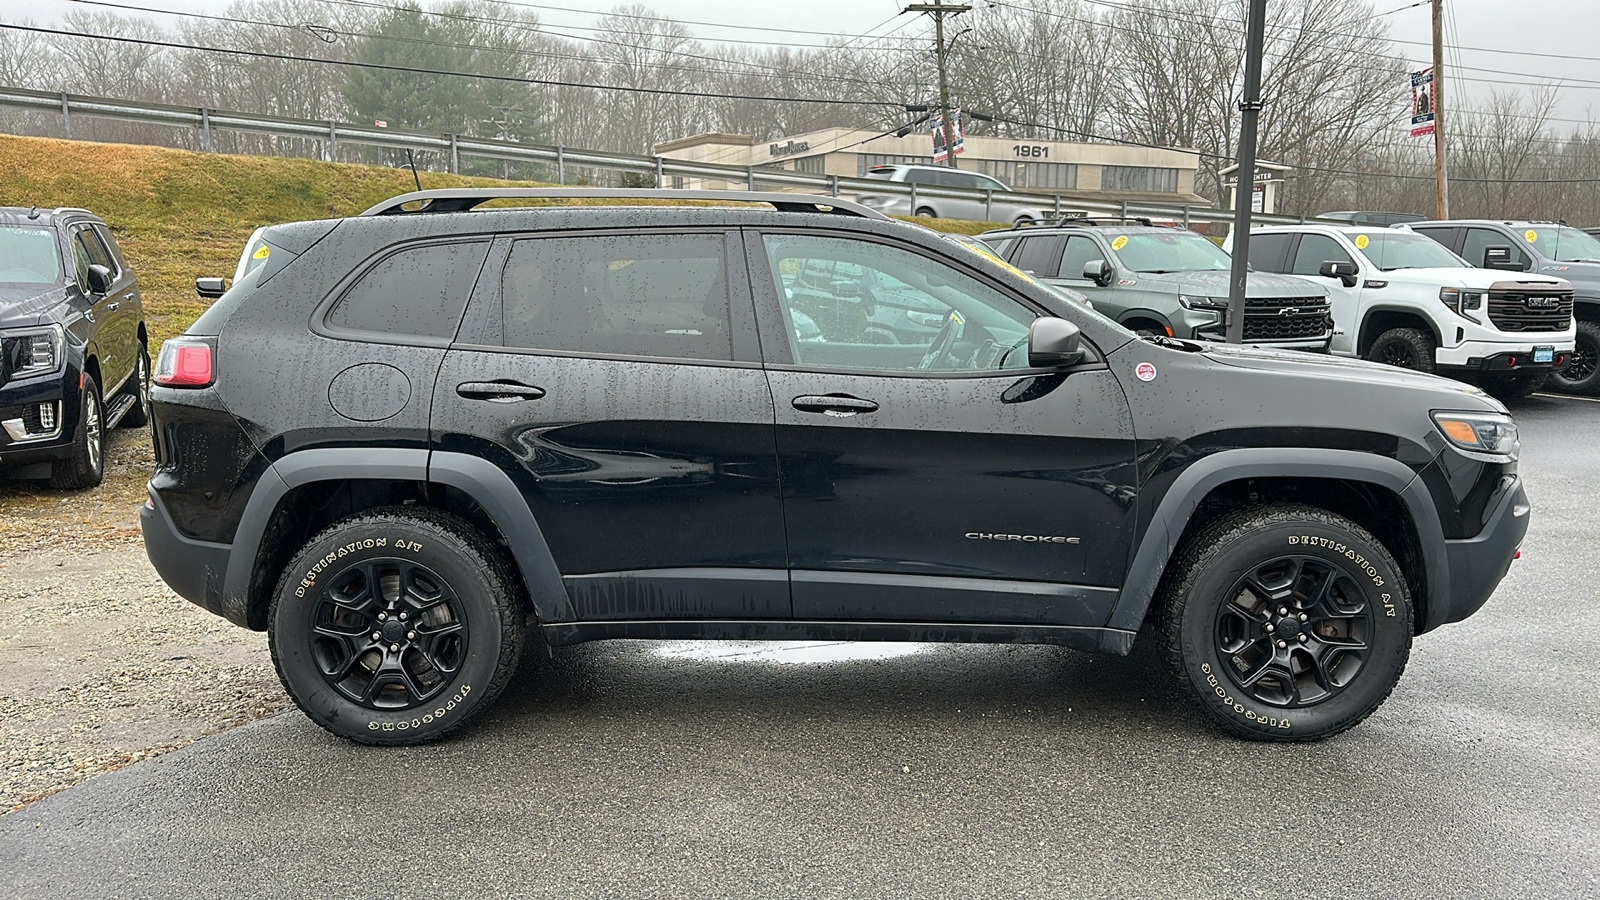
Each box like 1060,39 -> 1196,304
1534,346 -> 1554,363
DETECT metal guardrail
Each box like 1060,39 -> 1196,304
0,86 -> 1335,228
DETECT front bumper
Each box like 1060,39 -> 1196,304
0,375 -> 71,468
141,487 -> 235,622
1436,338 -> 1575,372
1439,476 -> 1529,626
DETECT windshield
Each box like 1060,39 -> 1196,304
0,226 -> 63,284
1110,231 -> 1233,273
1356,231 -> 1466,270
1523,225 -> 1600,263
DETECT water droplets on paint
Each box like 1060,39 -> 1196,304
653,640 -> 929,665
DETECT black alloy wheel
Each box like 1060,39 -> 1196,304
1212,556 -> 1375,708
1366,326 -> 1436,374
1157,504 -> 1413,741
1548,320 -> 1600,395
269,507 -> 526,744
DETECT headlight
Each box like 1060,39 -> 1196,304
1,324 -> 65,379
1439,288 -> 1484,321
1178,294 -> 1228,310
1433,411 -> 1518,459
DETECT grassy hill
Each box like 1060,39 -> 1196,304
0,134 -> 996,347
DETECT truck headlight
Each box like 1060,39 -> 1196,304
1433,411 -> 1518,459
1,324 -> 65,379
1439,288 -> 1484,321
1178,294 -> 1228,310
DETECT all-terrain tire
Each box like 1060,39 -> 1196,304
268,507 -> 527,745
118,341 -> 151,428
1547,319 -> 1600,396
1479,371 -> 1546,401
1365,326 -> 1436,374
48,373 -> 104,490
1154,505 -> 1413,742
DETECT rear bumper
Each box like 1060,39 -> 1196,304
141,487 -> 236,623
1438,476 -> 1529,626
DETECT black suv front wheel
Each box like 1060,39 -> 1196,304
269,508 -> 527,745
1157,505 -> 1413,741
48,373 -> 104,490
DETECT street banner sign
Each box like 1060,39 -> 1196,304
932,109 -> 965,162
1410,69 -> 1435,137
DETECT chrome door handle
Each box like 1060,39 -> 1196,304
792,394 -> 879,417
457,381 -> 546,403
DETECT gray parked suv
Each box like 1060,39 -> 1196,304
1407,220 -> 1600,395
979,219 -> 1333,350
854,164 -> 1046,225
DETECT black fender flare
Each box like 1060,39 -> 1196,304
1357,306 -> 1442,351
1116,308 -> 1175,335
1104,448 -> 1448,639
220,447 -> 572,628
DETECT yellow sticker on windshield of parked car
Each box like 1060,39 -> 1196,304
1354,234 -> 1369,249
253,245 -> 270,260
1111,235 -> 1128,250
1525,229 -> 1539,242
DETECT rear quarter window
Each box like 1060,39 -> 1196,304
328,241 -> 489,339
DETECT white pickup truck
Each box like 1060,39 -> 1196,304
1228,224 -> 1575,398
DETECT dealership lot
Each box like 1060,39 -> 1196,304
0,393 -> 1596,898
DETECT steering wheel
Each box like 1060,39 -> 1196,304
917,309 -> 966,370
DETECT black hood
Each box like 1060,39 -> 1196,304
0,282 -> 69,329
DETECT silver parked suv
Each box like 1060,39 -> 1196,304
854,164 -> 1046,225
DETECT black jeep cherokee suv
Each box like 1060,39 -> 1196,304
1,207 -> 149,488
141,189 -> 1529,745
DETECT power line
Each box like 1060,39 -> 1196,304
1,22 -> 901,109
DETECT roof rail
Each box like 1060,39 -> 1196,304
359,188 -> 887,219
1056,216 -> 1156,228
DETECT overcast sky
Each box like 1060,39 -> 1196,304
26,0 -> 1600,125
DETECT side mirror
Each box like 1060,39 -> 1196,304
1027,317 -> 1085,368
1482,246 -> 1523,271
195,277 -> 229,299
1082,259 -> 1115,287
86,264 -> 113,295
1318,260 -> 1359,288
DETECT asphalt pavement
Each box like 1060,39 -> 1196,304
2,393 -> 1597,900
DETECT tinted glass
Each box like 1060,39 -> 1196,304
501,233 -> 733,361
1059,235 -> 1102,280
93,224 -> 126,271
330,241 -> 488,338
1247,232 -> 1293,272
764,234 -> 1037,374
1355,232 -> 1465,270
0,226 -> 62,284
1289,234 -> 1353,275
1012,235 -> 1066,277
1112,231 -> 1232,272
1460,227 -> 1523,269
77,228 -> 115,274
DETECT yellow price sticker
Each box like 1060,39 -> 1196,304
1111,235 -> 1129,251
1525,229 -> 1539,243
1354,234 -> 1369,250
252,245 -> 270,260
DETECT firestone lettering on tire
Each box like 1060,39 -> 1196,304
366,683 -> 472,731
1201,663 -> 1292,730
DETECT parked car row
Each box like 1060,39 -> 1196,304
967,214 -> 1595,399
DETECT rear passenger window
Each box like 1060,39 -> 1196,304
500,233 -> 733,362
330,241 -> 488,339
1246,233 -> 1293,273
1012,235 -> 1066,277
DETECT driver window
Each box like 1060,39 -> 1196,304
762,234 -> 1038,374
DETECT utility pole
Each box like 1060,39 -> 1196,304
1432,0 -> 1450,218
906,1 -> 970,167
1225,0 -> 1268,344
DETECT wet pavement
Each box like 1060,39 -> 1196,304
2,393 -> 1596,899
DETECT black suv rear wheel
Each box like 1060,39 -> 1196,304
1156,505 -> 1413,741
269,508 -> 526,745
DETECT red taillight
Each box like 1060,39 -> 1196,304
153,340 -> 214,387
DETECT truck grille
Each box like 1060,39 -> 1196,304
1487,283 -> 1573,332
1242,297 -> 1331,342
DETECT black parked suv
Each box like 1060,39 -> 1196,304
1,207 -> 148,488
141,189 -> 1529,745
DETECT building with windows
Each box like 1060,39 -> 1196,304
653,126 -> 1207,206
